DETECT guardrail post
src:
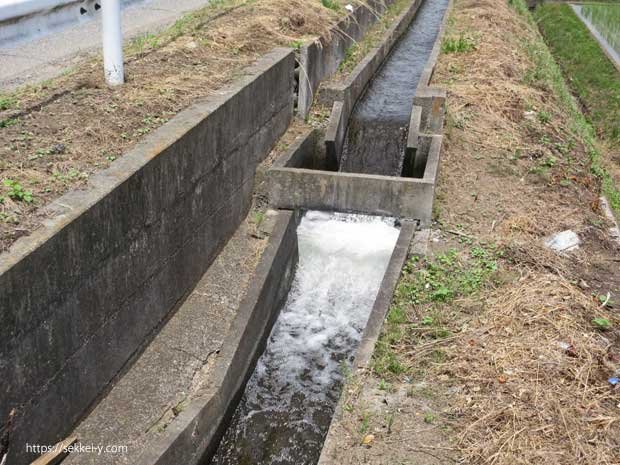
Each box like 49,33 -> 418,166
102,0 -> 124,85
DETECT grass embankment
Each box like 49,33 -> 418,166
326,0 -> 620,463
533,2 -> 620,218
0,0 -> 372,251
534,3 -> 619,140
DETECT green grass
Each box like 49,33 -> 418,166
580,3 -> 620,54
372,246 -> 500,378
321,0 -> 340,11
336,0 -> 411,75
505,0 -> 620,214
534,3 -> 620,141
441,35 -> 476,54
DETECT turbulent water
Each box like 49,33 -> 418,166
339,0 -> 450,176
209,211 -> 400,465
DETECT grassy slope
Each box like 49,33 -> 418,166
530,2 -> 620,214
534,3 -> 620,141
325,0 -> 620,463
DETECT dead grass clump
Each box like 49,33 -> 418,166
445,273 -> 620,465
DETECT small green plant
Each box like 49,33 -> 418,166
359,412 -> 371,434
0,95 -> 17,111
3,179 -> 34,203
378,379 -> 390,391
321,0 -> 340,11
592,317 -> 611,330
541,156 -> 557,168
0,117 -> 18,128
290,39 -> 304,50
442,35 -> 476,54
423,412 -> 436,424
253,210 -> 265,228
537,110 -> 551,124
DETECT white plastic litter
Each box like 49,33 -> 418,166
345,3 -> 354,12
544,230 -> 580,253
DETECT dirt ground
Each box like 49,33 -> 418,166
325,0 -> 620,463
0,0 -> 375,252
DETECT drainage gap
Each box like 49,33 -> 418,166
209,211 -> 400,465
339,0 -> 450,176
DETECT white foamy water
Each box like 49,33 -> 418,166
211,211 -> 400,465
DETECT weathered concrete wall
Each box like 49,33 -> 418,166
136,210 -> 299,465
297,0 -> 393,119
0,48 -> 294,465
413,0 -> 452,133
268,134 -> 442,223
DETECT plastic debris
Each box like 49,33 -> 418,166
608,377 -> 619,386
544,230 -> 580,253
345,3 -> 354,11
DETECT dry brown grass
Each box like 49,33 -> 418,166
0,0 -> 376,251
445,273 -> 620,465
324,0 -> 620,463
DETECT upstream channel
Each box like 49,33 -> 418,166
339,0 -> 450,176
209,212 -> 400,465
207,0 -> 452,463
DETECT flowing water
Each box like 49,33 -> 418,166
573,3 -> 620,68
339,0 -> 450,176
209,211 -> 400,465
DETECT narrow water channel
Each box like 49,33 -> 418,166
339,0 -> 450,176
209,211 -> 400,465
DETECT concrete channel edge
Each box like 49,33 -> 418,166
135,210 -> 300,465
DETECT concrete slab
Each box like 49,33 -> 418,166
0,0 -> 211,90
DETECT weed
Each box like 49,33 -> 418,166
592,317 -> 611,330
442,35 -> 476,54
423,412 -> 436,424
537,110 -> 551,124
321,0 -> 340,11
0,118 -> 18,128
0,95 -> 16,111
373,244 -> 500,379
359,412 -> 371,434
3,179 -> 34,203
378,379 -> 391,391
289,39 -> 304,50
253,210 -> 265,228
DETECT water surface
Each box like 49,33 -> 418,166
209,211 -> 399,465
339,0 -> 450,176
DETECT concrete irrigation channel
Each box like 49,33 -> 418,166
0,0 -> 450,464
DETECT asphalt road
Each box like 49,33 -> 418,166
0,0 -> 210,91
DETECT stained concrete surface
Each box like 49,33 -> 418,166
63,216 -> 272,465
0,0 -> 210,90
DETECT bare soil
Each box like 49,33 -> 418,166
327,0 -> 620,463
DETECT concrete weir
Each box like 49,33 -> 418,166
269,0 -> 451,226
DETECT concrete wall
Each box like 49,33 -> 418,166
136,210 -> 299,465
296,0 -> 392,119
0,48 -> 294,465
268,134 -> 443,223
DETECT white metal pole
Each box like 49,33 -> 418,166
102,0 -> 124,86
